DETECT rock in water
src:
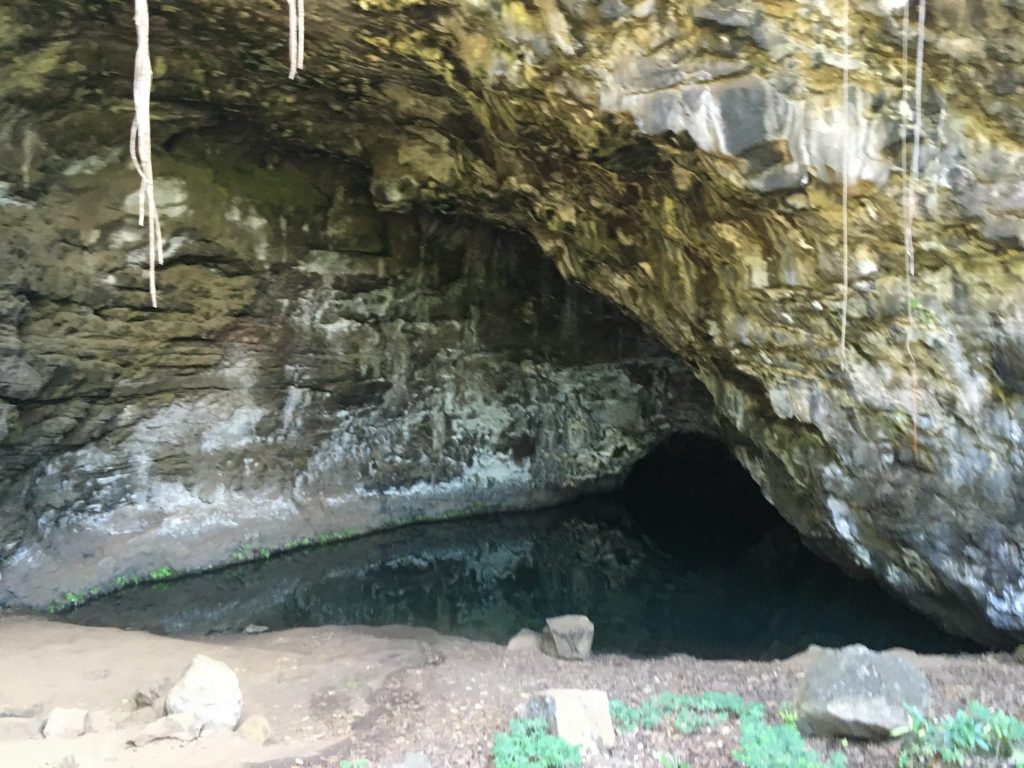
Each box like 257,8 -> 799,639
518,689 -> 615,753
796,645 -> 931,739
42,707 -> 88,738
165,655 -> 243,729
540,615 -> 594,661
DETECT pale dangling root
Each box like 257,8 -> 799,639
130,0 -> 305,306
131,0 -> 164,308
288,0 -> 305,80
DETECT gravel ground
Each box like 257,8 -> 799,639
288,631 -> 1024,768
2,615 -> 1020,768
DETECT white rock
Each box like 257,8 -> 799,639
165,655 -> 243,729
518,689 -> 615,754
506,628 -> 542,652
42,708 -> 88,739
391,753 -> 431,768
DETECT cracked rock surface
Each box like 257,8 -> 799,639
2,0 -> 1024,642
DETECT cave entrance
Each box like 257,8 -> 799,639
622,432 -> 785,562
65,433 -> 978,659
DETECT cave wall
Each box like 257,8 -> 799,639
0,128 -> 712,608
2,0 -> 1024,643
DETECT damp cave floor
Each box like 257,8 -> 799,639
0,614 -> 1021,768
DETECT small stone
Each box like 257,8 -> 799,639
133,685 -> 163,709
244,624 -> 269,634
0,716 -> 42,740
507,628 -> 542,652
517,689 -> 615,754
540,615 -> 594,661
237,714 -> 272,745
43,708 -> 89,739
0,703 -> 41,718
391,752 -> 431,768
797,645 -> 931,739
128,712 -> 203,746
120,705 -> 161,728
166,655 -> 243,729
85,710 -> 118,733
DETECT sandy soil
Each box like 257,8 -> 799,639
0,614 -> 1021,768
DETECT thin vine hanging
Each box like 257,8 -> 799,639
130,0 -> 306,306
130,0 -> 163,308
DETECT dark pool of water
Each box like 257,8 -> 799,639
65,495 -> 978,659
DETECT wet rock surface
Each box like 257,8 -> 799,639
1,0 -> 1024,642
0,133 -> 709,608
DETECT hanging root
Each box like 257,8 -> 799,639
131,0 -> 164,308
288,0 -> 305,79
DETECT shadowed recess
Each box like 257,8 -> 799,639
63,434 -> 981,659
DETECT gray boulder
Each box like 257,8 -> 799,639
165,655 -> 243,729
797,645 -> 931,739
540,615 -> 594,661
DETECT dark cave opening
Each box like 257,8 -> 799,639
622,432 -> 785,561
64,433 -> 981,659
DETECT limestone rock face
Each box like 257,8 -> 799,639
2,0 -> 1024,643
0,130 -> 710,608
797,645 -> 931,739
165,655 -> 243,730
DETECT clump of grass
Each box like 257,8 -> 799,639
611,691 -> 761,733
897,703 -> 1024,767
491,717 -> 581,768
734,716 -> 846,768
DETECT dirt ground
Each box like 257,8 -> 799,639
0,614 -> 1021,768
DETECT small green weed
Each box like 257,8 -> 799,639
338,760 -> 370,768
897,702 -> 1024,767
734,716 -> 846,768
659,756 -> 691,768
148,566 -> 174,580
908,297 -> 936,327
778,704 -> 799,725
491,717 -> 582,768
611,691 -> 759,733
